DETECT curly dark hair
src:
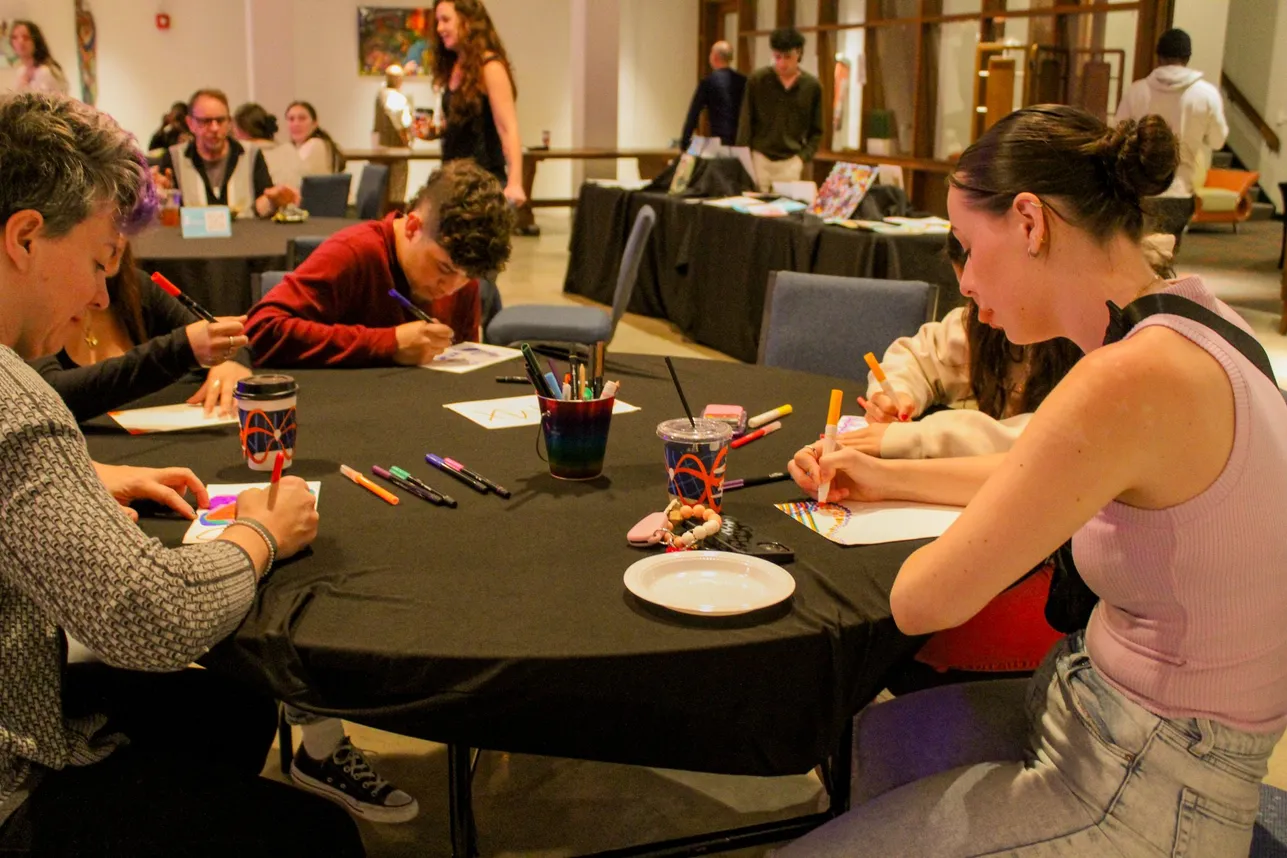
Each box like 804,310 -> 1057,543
412,159 -> 512,278
429,0 -> 517,125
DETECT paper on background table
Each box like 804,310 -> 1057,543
444,394 -> 640,429
775,498 -> 962,546
183,481 -> 322,544
837,414 -> 868,433
108,403 -> 238,434
421,342 -> 523,374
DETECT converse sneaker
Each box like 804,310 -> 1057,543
290,736 -> 419,823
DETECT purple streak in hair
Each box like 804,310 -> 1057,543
119,150 -> 160,235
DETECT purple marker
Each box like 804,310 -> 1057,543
426,453 -> 488,493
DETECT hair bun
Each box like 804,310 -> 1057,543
1095,117 -> 1177,200
265,115 -> 279,137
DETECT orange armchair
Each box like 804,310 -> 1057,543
1192,168 -> 1260,229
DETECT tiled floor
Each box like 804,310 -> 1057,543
263,211 -> 1287,857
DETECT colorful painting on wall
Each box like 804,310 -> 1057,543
358,7 -> 432,76
75,0 -> 96,104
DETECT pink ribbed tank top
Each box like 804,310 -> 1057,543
1076,277 -> 1287,733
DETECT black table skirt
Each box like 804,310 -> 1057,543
84,357 -> 923,777
565,185 -> 959,362
133,217 -> 356,316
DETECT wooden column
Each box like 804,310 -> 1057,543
817,0 -> 839,153
737,0 -> 757,75
1134,0 -> 1172,82
776,0 -> 796,28
912,0 -> 942,160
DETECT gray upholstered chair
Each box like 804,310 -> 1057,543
758,272 -> 938,381
485,205 -> 656,350
299,173 -> 352,218
286,236 -> 328,270
355,164 -> 390,220
251,270 -> 287,305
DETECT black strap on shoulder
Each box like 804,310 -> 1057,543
1104,293 -> 1278,387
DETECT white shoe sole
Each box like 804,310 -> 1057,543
290,765 -> 420,824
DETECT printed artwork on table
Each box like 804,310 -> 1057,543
809,162 -> 878,221
444,395 -> 639,430
775,498 -> 963,546
668,153 -> 698,196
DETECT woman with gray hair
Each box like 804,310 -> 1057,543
0,93 -> 363,856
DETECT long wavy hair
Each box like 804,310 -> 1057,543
429,0 -> 517,124
945,233 -> 1083,418
107,244 -> 148,346
11,20 -> 64,74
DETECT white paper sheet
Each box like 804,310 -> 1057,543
108,403 -> 238,434
421,342 -> 524,374
775,498 -> 962,545
182,481 -> 322,544
444,394 -> 639,429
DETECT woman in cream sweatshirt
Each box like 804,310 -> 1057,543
842,232 -> 1175,458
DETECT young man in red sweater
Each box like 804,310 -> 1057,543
247,160 -> 512,368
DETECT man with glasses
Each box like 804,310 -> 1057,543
153,88 -> 299,219
246,160 -> 513,368
736,27 -> 823,194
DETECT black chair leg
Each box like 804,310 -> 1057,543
277,706 -> 294,775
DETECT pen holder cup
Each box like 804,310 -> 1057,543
537,396 -> 614,481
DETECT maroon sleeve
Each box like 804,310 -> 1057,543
431,279 -> 481,344
245,239 -> 400,367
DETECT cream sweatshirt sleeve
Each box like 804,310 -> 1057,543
879,409 -> 1033,459
865,306 -> 973,415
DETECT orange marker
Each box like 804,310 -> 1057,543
816,389 -> 844,504
863,352 -> 908,421
340,464 -> 400,505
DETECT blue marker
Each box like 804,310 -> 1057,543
386,288 -> 436,324
543,372 -> 563,399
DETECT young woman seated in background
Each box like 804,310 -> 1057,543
29,242 -> 252,420
286,100 -> 344,177
844,231 -> 1175,459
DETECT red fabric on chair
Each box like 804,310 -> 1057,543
914,564 -> 1064,674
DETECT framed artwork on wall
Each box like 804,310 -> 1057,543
358,7 -> 432,76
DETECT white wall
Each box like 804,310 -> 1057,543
618,0 -> 696,151
92,0 -> 250,151
0,0 -> 77,98
1171,0 -> 1229,87
1222,0 -> 1286,211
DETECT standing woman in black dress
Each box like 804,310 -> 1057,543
428,0 -> 525,207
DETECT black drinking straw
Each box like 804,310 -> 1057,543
664,356 -> 696,427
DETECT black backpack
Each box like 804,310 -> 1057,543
1045,294 -> 1283,633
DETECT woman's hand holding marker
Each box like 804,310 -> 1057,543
862,352 -> 912,422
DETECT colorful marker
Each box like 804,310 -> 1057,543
747,404 -> 792,430
444,457 -> 511,499
390,465 -> 456,508
729,420 -> 783,449
815,389 -> 844,504
387,288 -> 437,324
151,272 -> 217,322
724,472 -> 790,491
426,453 -> 488,494
340,464 -> 400,505
372,466 -> 443,506
864,352 -> 908,421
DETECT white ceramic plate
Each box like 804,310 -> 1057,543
623,551 -> 796,616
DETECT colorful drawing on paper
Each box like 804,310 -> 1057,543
183,482 -> 320,544
357,7 -> 432,76
809,162 -> 878,221
422,342 -> 523,374
775,498 -> 962,546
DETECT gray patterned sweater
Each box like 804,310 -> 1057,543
0,346 -> 257,824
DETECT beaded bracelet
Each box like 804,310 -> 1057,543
229,517 -> 277,577
658,498 -> 722,551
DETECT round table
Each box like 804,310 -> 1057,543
132,217 -> 356,316
84,356 -> 923,779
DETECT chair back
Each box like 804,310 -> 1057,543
607,205 -> 657,342
757,272 -> 937,381
287,235 -> 328,270
356,164 -> 391,220
253,270 -> 288,304
300,173 -> 352,218
1252,783 -> 1287,857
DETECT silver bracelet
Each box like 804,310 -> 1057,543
230,517 -> 277,576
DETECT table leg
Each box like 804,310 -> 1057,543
448,743 -> 479,857
515,160 -> 540,236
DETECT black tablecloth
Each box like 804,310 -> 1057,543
133,217 -> 356,316
565,185 -> 959,361
84,357 -> 923,777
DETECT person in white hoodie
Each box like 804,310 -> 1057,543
1114,28 -> 1227,197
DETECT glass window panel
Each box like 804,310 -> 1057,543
864,21 -> 918,155
935,19 -> 980,158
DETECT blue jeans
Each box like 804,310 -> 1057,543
781,634 -> 1281,857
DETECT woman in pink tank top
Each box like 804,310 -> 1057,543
781,104 -> 1287,857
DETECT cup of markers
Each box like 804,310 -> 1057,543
538,394 -> 616,480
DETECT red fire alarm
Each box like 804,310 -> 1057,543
156,13 -> 171,30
